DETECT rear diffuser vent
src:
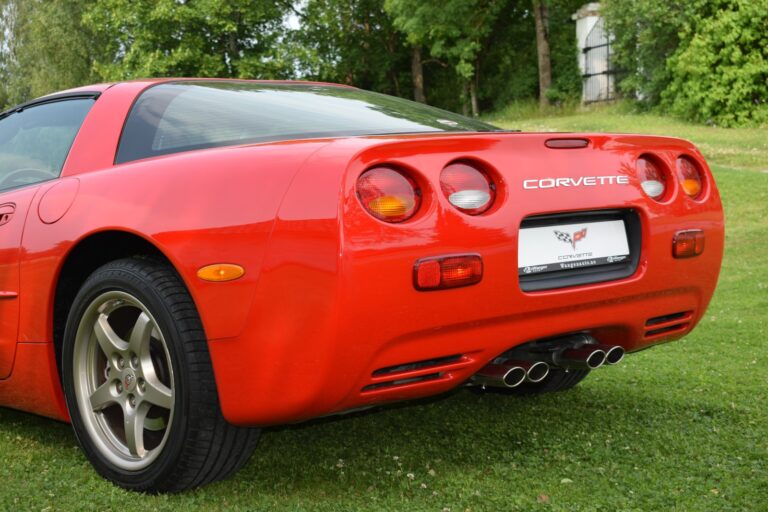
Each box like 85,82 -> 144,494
362,354 -> 470,394
372,354 -> 463,377
362,373 -> 443,392
644,311 -> 693,338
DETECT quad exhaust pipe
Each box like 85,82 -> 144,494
472,360 -> 550,389
472,335 -> 626,388
553,343 -> 625,370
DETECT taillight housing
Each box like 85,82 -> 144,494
673,229 -> 705,258
636,155 -> 669,201
676,156 -> 704,199
440,161 -> 496,215
414,254 -> 483,291
356,167 -> 421,223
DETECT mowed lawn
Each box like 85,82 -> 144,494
1,107 -> 766,511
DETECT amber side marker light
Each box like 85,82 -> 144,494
197,264 -> 246,282
673,230 -> 705,258
414,254 -> 483,291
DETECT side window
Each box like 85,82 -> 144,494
0,98 -> 94,192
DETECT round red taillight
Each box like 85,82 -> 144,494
440,162 -> 495,215
636,156 -> 668,200
676,156 -> 703,199
356,167 -> 421,222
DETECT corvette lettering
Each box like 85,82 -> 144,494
523,175 -> 630,189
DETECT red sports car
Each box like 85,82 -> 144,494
0,79 -> 723,491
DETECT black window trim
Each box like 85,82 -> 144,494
0,91 -> 102,122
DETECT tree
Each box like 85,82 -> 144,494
385,0 -> 507,116
663,0 -> 768,126
84,0 -> 294,80
0,0 -> 100,108
532,0 -> 551,108
602,0 -> 707,106
292,0 -> 410,97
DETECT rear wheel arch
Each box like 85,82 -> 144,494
52,231 -> 176,382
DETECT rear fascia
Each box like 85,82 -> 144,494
209,132 -> 723,426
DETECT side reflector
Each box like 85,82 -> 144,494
414,254 -> 483,291
673,230 -> 705,258
197,264 -> 245,282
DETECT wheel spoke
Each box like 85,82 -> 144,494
89,381 -> 117,412
142,376 -> 173,410
128,312 -> 153,357
124,403 -> 150,457
94,314 -> 126,356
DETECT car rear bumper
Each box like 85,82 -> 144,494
206,133 -> 724,427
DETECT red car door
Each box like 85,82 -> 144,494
0,186 -> 40,378
0,97 -> 96,378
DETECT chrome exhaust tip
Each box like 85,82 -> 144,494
555,346 -> 606,370
525,360 -> 550,383
603,345 -> 625,365
472,363 -> 527,389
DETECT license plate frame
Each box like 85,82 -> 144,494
518,210 -> 641,292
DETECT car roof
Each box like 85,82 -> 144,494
0,78 -> 355,119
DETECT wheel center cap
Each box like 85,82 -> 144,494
123,371 -> 137,392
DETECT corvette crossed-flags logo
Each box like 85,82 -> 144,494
554,228 -> 588,250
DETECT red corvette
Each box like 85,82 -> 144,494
0,79 -> 723,491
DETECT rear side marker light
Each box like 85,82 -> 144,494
676,156 -> 704,199
440,162 -> 495,215
637,156 -> 668,200
414,254 -> 483,291
197,263 -> 245,282
357,167 -> 421,223
673,230 -> 705,258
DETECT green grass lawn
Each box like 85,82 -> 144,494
2,107 -> 766,511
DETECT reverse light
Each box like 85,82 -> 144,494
197,263 -> 245,282
673,230 -> 705,258
357,167 -> 421,222
440,162 -> 495,215
636,156 -> 668,200
676,156 -> 704,199
414,254 -> 483,291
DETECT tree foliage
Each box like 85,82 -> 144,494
604,0 -> 768,126
0,0 -> 100,106
84,0 -> 294,80
663,0 -> 768,127
293,0 -> 410,96
1,0 -> 765,126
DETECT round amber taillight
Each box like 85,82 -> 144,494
356,167 -> 421,222
676,156 -> 704,199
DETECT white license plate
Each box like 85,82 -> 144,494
518,219 -> 630,275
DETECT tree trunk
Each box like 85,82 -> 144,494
411,46 -> 426,103
532,0 -> 552,108
469,80 -> 479,117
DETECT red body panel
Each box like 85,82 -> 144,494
0,80 -> 724,427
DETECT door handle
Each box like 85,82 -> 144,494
0,203 -> 15,226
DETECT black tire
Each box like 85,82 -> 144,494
61,257 -> 260,492
500,368 -> 590,395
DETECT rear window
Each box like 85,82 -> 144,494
116,81 -> 501,164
